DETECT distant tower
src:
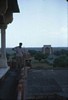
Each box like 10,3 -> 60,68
42,45 -> 52,55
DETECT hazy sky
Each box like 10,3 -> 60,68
0,0 -> 67,47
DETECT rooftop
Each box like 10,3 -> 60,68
25,69 -> 68,99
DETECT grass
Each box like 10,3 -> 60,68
31,60 -> 53,69
31,59 -> 68,70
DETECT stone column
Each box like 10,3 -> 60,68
0,27 -> 8,67
1,28 -> 6,58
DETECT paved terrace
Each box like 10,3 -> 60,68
25,69 -> 68,99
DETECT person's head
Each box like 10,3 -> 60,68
19,42 -> 22,47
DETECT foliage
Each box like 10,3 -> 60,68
28,50 -> 38,56
34,52 -> 48,62
53,55 -> 68,67
54,49 -> 68,56
28,50 -> 49,62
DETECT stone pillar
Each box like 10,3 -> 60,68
0,0 -> 19,68
1,28 -> 6,58
0,27 -> 8,67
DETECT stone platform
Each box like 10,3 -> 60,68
24,69 -> 68,99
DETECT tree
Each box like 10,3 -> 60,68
28,50 -> 37,57
53,55 -> 68,67
54,49 -> 68,56
34,52 -> 48,62
34,52 -> 44,62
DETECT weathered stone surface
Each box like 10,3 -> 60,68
0,0 -> 19,27
0,0 -> 8,15
25,69 -> 68,99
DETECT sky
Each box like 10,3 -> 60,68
0,0 -> 68,47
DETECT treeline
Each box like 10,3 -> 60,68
28,49 -> 68,67
6,49 -> 68,68
53,49 -> 68,67
28,50 -> 48,62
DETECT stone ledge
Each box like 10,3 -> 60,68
0,67 -> 10,79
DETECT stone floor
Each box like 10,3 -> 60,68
0,69 -> 18,100
24,69 -> 68,99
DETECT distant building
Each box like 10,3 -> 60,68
42,45 -> 52,55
